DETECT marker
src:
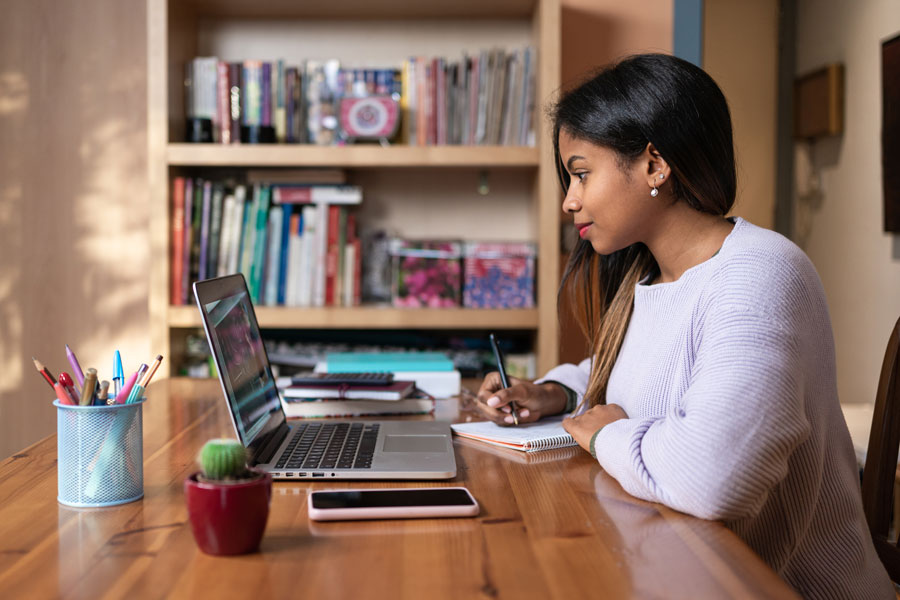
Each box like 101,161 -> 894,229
53,382 -> 76,406
58,373 -> 80,405
489,333 -> 518,425
97,380 -> 110,405
112,350 -> 124,396
115,370 -> 140,405
66,344 -> 85,388
32,357 -> 56,390
80,368 -> 98,406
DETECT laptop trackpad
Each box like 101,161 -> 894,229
382,435 -> 447,453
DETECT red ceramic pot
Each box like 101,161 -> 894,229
184,470 -> 272,555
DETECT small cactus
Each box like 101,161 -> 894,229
199,439 -> 249,481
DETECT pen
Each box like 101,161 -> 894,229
115,369 -> 141,405
489,333 -> 518,425
58,373 -> 80,405
66,344 -> 85,388
113,350 -> 124,396
32,357 -> 56,390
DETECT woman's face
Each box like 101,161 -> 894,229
558,130 -> 659,255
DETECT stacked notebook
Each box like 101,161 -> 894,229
315,351 -> 461,398
278,374 -> 433,418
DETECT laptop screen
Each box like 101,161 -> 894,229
195,276 -> 284,449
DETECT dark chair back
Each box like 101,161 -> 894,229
861,315 -> 900,580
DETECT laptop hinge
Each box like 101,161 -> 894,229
254,423 -> 290,465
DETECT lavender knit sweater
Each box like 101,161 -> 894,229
539,218 -> 893,598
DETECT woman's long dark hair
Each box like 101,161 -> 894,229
552,53 -> 737,408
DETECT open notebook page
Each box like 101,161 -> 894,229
450,416 -> 577,452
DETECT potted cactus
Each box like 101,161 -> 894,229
184,438 -> 272,555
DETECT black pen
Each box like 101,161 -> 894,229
489,333 -> 518,425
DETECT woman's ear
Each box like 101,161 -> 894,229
643,142 -> 671,190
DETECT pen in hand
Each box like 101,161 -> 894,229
489,333 -> 518,425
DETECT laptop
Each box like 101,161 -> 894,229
193,274 -> 457,480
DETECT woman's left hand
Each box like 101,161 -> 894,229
563,404 -> 628,454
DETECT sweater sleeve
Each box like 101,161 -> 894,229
594,307 -> 812,521
535,357 -> 591,415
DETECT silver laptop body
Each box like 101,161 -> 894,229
193,274 -> 457,480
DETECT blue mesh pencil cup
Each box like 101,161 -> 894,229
55,399 -> 145,507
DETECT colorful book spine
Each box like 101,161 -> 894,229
217,60 -> 231,143
277,205 -> 293,305
324,205 -> 340,306
207,182 -> 224,278
261,61 -> 272,127
249,185 -> 271,302
264,204 -> 283,306
275,59 -> 286,142
188,180 -> 203,295
217,192 -> 236,277
285,211 -> 302,306
170,177 -> 185,305
197,180 -> 212,282
238,184 -> 258,285
271,185 -> 362,205
181,178 -> 193,304
228,62 -> 242,142
299,204 -> 318,307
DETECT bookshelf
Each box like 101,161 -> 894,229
148,0 -> 561,378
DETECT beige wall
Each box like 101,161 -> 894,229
0,0 -> 149,459
704,0 -> 779,229
794,0 -> 900,404
561,0 -> 673,87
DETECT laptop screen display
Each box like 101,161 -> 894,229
203,289 -> 281,445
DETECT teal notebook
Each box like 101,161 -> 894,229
325,351 -> 455,373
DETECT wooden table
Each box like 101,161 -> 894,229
0,378 -> 798,599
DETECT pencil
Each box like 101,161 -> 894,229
32,357 -> 56,390
139,355 -> 164,388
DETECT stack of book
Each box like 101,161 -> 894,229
170,169 -> 362,307
184,45 -> 535,147
279,377 -> 433,418
316,351 -> 461,398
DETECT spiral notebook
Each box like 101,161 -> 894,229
450,416 -> 577,452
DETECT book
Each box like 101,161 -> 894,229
170,176 -> 185,305
315,360 -> 460,398
324,351 -> 455,372
280,397 -> 433,418
450,416 -> 577,453
282,380 -> 416,401
272,185 -> 362,205
181,177 -> 193,304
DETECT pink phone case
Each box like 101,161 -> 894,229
307,487 -> 480,521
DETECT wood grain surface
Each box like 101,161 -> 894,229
0,378 -> 798,599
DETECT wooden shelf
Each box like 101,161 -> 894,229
179,0 -> 536,19
167,144 -> 540,168
168,305 -> 539,329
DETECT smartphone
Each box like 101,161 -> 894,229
308,487 -> 480,521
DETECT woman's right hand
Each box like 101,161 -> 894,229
473,372 -> 569,426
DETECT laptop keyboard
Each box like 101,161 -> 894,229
275,422 -> 379,470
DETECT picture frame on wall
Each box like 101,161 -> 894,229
883,32 -> 900,233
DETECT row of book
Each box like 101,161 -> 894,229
170,173 -> 362,308
184,45 -> 535,147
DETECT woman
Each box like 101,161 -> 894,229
474,54 -> 893,598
